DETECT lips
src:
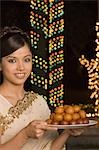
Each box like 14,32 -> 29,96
15,73 -> 26,79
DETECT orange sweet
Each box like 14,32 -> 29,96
65,105 -> 74,114
64,113 -> 72,122
54,113 -> 63,122
46,105 -> 88,125
73,105 -> 81,112
55,106 -> 64,114
79,110 -> 86,119
72,113 -> 80,120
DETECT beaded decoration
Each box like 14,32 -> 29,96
0,91 -> 37,135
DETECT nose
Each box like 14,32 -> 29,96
17,61 -> 25,71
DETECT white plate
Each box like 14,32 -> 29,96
48,120 -> 97,129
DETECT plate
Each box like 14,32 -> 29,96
48,120 -> 97,129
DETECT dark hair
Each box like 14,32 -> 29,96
0,26 -> 32,85
0,26 -> 31,59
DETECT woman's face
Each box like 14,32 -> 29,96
0,44 -> 32,86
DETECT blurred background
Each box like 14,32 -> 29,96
1,0 -> 98,113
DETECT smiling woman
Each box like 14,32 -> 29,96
0,26 -> 84,150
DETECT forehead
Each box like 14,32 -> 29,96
7,44 -> 32,57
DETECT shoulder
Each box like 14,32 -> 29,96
26,91 -> 48,106
0,95 -> 11,114
27,91 -> 50,111
26,91 -> 44,100
27,91 -> 46,101
27,91 -> 51,118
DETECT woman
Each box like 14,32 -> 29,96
0,26 -> 83,150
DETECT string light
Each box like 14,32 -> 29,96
30,0 -> 64,107
79,22 -> 99,117
30,0 -> 49,100
48,0 -> 64,107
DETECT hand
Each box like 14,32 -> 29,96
24,120 -> 57,139
69,128 -> 84,136
62,128 -> 84,137
66,128 -> 84,136
24,120 -> 48,139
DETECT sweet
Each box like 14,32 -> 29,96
46,105 -> 89,125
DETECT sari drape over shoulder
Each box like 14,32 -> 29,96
0,92 -> 65,150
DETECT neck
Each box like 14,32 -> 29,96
0,82 -> 25,99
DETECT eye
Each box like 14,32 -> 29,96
8,59 -> 16,63
24,57 -> 32,62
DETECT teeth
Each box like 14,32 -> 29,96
15,73 -> 25,78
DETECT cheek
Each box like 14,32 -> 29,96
26,64 -> 32,72
2,66 -> 10,73
2,65 -> 16,77
3,69 -> 12,76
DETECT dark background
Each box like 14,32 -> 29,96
64,0 -> 97,105
1,1 -> 30,32
1,0 -> 97,107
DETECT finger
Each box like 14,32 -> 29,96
32,121 -> 58,131
36,131 -> 45,138
70,129 -> 84,136
32,120 -> 47,126
36,124 -> 48,130
36,129 -> 44,134
45,126 -> 58,131
36,123 -> 58,131
71,128 -> 84,132
74,129 -> 84,134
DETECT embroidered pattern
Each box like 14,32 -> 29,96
0,91 -> 37,135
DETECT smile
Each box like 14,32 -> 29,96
15,73 -> 25,78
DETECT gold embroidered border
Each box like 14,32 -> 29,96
0,91 -> 37,135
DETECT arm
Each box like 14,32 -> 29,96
0,120 -> 51,150
51,129 -> 84,150
51,130 -> 70,150
0,128 -> 27,150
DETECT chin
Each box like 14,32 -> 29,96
12,80 -> 26,86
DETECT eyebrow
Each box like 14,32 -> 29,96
6,54 -> 32,59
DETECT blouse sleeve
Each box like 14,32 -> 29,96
30,94 -> 51,121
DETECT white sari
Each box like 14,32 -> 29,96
0,91 -> 65,150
